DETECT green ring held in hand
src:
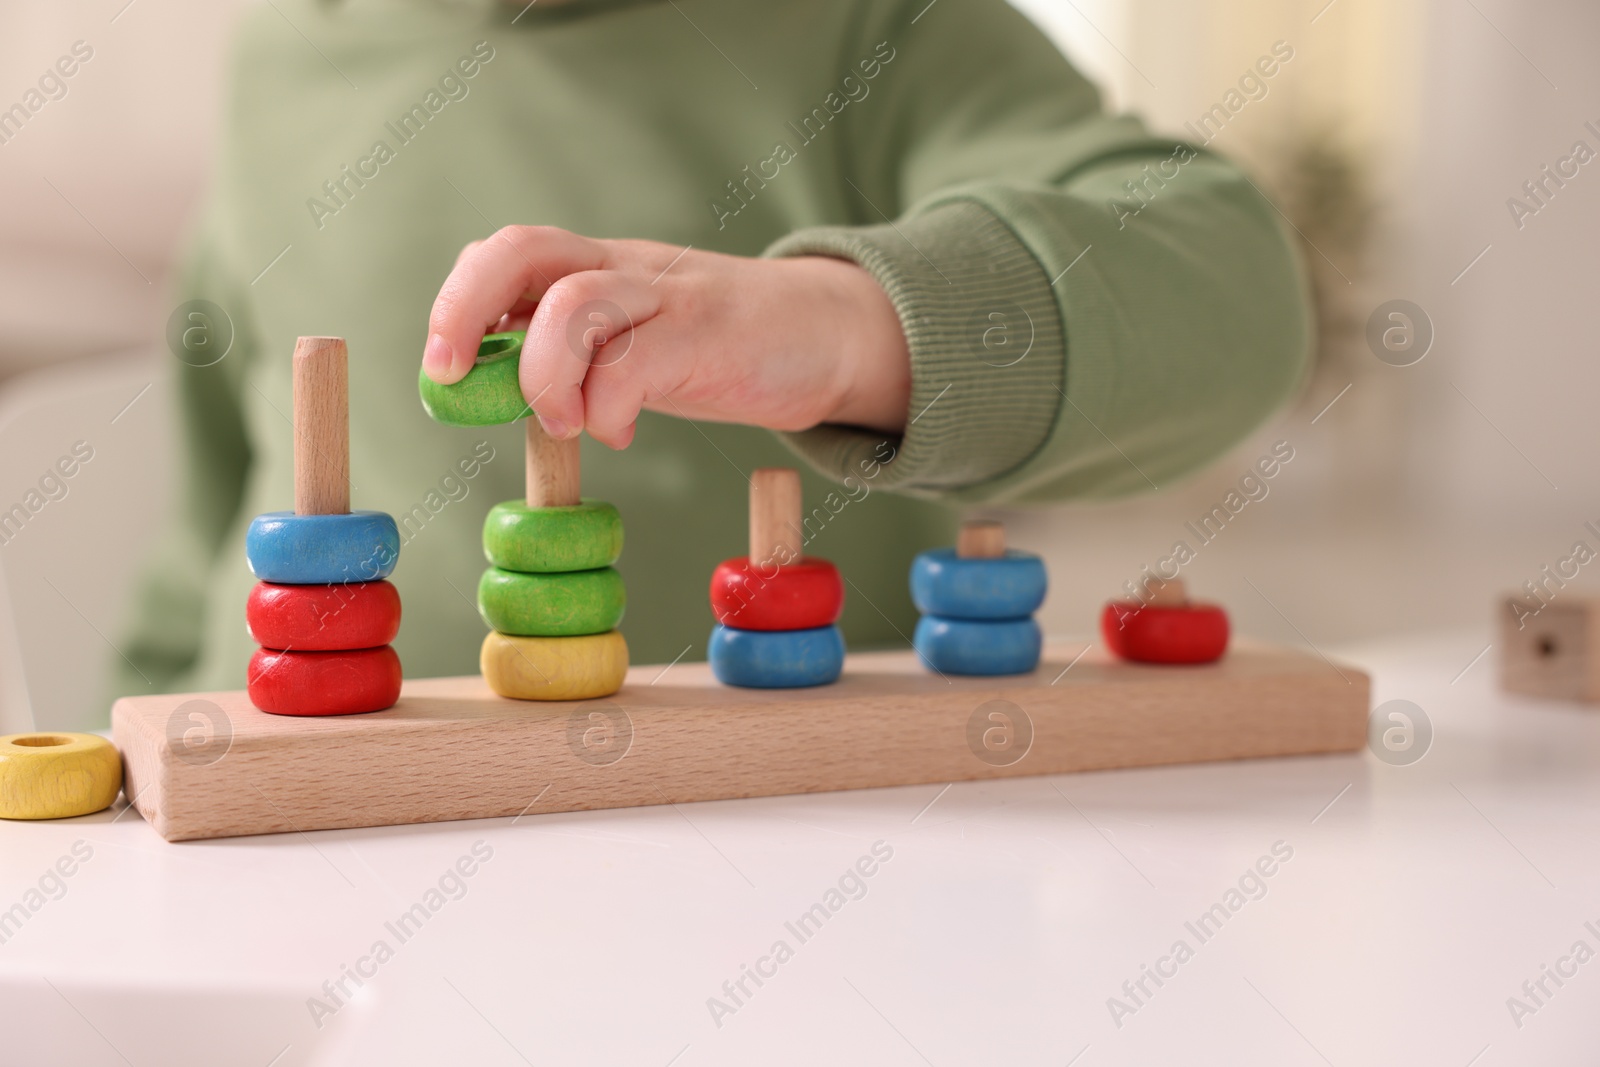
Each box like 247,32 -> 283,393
418,331 -> 531,426
483,499 -> 624,573
479,566 -> 626,637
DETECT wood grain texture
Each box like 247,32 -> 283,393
0,733 -> 122,819
112,642 -> 1369,842
750,467 -> 801,567
956,521 -> 1006,559
1499,595 -> 1600,702
292,336 -> 350,516
525,418 -> 580,508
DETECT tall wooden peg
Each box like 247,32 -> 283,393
750,468 -> 802,568
293,336 -> 350,516
526,420 -> 581,508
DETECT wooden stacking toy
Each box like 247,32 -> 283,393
911,520 -> 1046,675
709,468 -> 845,688
419,331 -> 627,700
0,733 -> 122,820
244,337 -> 403,715
1100,577 -> 1229,664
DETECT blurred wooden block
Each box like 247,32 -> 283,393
112,641 -> 1369,843
1499,595 -> 1600,702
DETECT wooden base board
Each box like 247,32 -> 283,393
112,642 -> 1369,842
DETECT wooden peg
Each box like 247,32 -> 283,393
293,337 -> 350,516
526,419 -> 580,508
956,521 -> 1006,559
1144,576 -> 1188,607
750,468 -> 802,568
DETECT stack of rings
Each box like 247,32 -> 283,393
708,556 -> 846,688
418,331 -> 629,700
244,511 -> 403,715
911,548 -> 1047,675
477,499 -> 629,700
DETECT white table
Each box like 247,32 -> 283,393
2,629 -> 1596,1066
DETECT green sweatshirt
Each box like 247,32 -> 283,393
111,0 -> 1309,701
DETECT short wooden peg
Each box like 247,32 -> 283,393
1144,577 -> 1188,607
957,521 -> 1006,560
750,468 -> 802,568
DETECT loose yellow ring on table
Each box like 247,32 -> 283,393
481,630 -> 629,701
0,733 -> 123,820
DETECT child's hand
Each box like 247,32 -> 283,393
420,227 -> 911,449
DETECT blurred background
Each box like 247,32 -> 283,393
0,0 -> 1593,731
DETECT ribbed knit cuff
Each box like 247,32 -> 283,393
763,200 -> 1064,493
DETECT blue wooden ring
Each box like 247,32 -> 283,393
708,624 -> 845,688
914,615 -> 1041,676
909,548 -> 1047,620
246,511 -> 401,585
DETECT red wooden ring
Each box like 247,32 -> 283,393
710,557 -> 843,631
247,646 -> 403,716
247,580 -> 402,651
1100,601 -> 1229,665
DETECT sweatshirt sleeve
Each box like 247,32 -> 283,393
765,0 -> 1311,504
107,217 -> 256,699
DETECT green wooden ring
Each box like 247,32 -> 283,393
418,332 -> 531,427
483,499 -> 623,573
478,566 -> 626,637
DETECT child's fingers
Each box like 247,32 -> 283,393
495,310 -> 535,333
581,364 -> 649,449
423,226 -> 608,383
521,270 -> 662,440
579,323 -> 680,450
451,239 -> 483,270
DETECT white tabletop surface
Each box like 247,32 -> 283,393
2,628 -> 1596,1067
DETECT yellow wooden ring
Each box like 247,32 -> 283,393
481,630 -> 628,701
0,733 -> 123,820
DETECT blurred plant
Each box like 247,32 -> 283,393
1265,120 -> 1377,378
1256,120 -> 1411,510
